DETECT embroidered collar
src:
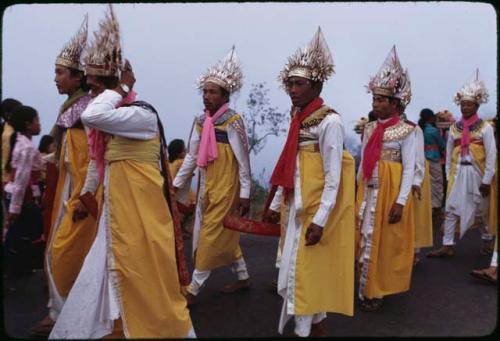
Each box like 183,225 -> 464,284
197,108 -> 236,127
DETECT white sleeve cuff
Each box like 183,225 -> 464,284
312,206 -> 329,228
239,187 -> 250,199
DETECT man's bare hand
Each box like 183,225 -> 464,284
388,203 -> 404,224
479,183 -> 490,198
237,198 -> 250,217
72,201 -> 89,222
305,223 -> 323,246
263,210 -> 280,224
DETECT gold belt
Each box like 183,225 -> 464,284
380,148 -> 401,162
298,143 -> 320,152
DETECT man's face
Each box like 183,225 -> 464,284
372,95 -> 397,120
54,65 -> 81,95
460,100 -> 479,119
203,82 -> 228,114
285,76 -> 318,108
86,75 -> 107,98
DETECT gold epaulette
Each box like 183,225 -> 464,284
300,106 -> 337,129
450,119 -> 486,139
383,120 -> 415,142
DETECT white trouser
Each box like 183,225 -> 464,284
442,212 -> 490,246
294,313 -> 327,337
491,251 -> 498,267
187,257 -> 249,296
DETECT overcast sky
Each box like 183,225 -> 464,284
2,2 -> 496,180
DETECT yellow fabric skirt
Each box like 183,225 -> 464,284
447,144 -> 497,235
195,142 -> 243,271
414,161 -> 433,248
48,128 -> 101,297
361,160 -> 415,299
107,159 -> 192,338
293,149 -> 355,316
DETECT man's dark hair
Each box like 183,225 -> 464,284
97,75 -> 120,90
219,87 -> 230,102
69,68 -> 90,92
389,97 -> 400,106
311,81 -> 323,96
167,139 -> 185,163
1,98 -> 23,121
38,135 -> 55,154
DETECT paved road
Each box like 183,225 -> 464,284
2,220 -> 497,337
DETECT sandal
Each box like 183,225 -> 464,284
360,298 -> 383,312
470,268 -> 497,284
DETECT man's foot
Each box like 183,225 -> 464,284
360,298 -> 383,312
310,320 -> 327,337
470,267 -> 497,284
427,246 -> 454,258
185,292 -> 197,307
220,279 -> 250,294
30,315 -> 55,337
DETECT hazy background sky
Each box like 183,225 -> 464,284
2,2 -> 497,182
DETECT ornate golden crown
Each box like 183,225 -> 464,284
278,27 -> 334,88
367,45 -> 410,104
453,69 -> 489,105
55,14 -> 88,71
85,4 -> 122,77
196,45 -> 243,94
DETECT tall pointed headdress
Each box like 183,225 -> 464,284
453,69 -> 489,105
55,14 -> 88,71
279,27 -> 334,88
367,45 -> 408,101
196,45 -> 243,94
85,4 -> 122,77
398,68 -> 412,107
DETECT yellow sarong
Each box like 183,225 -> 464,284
47,128 -> 101,297
414,160 -> 433,248
359,160 -> 415,299
194,116 -> 243,271
293,148 -> 355,316
105,135 -> 192,338
447,143 -> 497,235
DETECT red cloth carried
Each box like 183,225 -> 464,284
270,97 -> 324,196
223,215 -> 280,237
362,115 -> 400,181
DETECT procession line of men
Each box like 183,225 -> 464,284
4,4 -> 495,338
